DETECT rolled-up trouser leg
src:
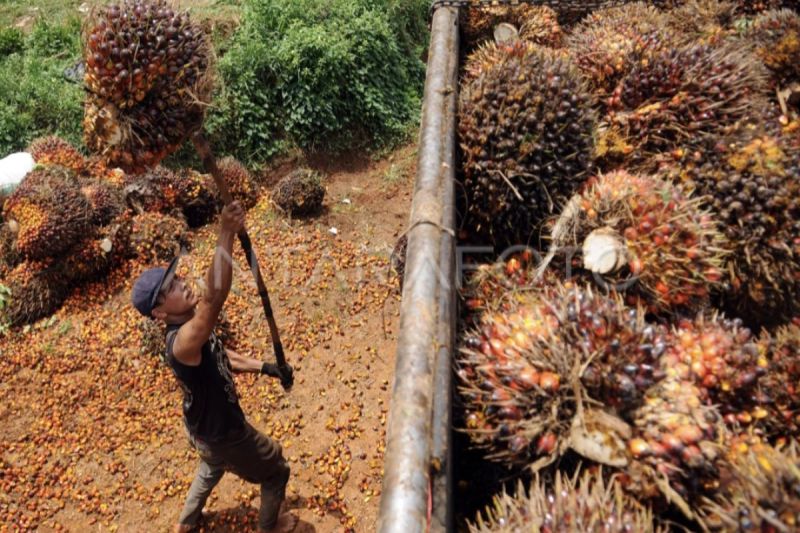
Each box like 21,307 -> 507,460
177,458 -> 225,526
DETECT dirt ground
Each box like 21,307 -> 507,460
0,143 -> 417,532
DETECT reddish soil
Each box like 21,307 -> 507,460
0,143 -> 417,532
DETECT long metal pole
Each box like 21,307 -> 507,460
192,132 -> 293,391
377,6 -> 459,532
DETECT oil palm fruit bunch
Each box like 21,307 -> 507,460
177,169 -> 220,227
26,136 -> 87,175
457,282 -> 668,467
732,0 -> 786,15
603,42 -> 769,168
566,3 -> 673,99
272,168 -> 325,217
129,211 -> 189,264
3,166 -> 93,261
62,213 -> 132,283
661,315 -> 767,429
756,324 -> 800,439
459,42 -> 596,246
218,156 -> 258,210
700,439 -> 800,531
543,170 -> 729,316
79,177 -> 125,226
123,166 -> 219,227
469,471 -> 664,533
623,375 -> 725,514
0,259 -> 69,326
677,118 -> 800,328
84,155 -> 126,186
0,222 -> 21,279
664,0 -> 738,45
462,40 -> 535,83
82,0 -> 212,173
461,5 -> 559,49
745,9 -> 800,85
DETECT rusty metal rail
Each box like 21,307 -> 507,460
376,5 -> 460,533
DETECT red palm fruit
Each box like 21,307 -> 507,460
26,136 -> 87,174
470,471 -> 665,533
3,166 -> 93,261
746,9 -> 800,85
544,170 -> 730,316
756,323 -> 800,439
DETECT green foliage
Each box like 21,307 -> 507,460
0,18 -> 83,156
0,28 -> 24,59
208,0 -> 429,164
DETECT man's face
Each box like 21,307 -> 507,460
152,275 -> 200,319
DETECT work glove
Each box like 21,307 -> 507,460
261,362 -> 294,390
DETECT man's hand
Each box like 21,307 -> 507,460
220,201 -> 245,234
261,362 -> 294,389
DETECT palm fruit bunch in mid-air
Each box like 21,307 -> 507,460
2,166 -> 93,261
458,41 -> 595,246
272,168 -> 325,217
542,170 -> 730,316
661,315 -> 768,427
601,41 -> 770,170
456,281 -> 669,468
623,374 -> 726,516
217,157 -> 258,210
461,4 -> 562,49
699,439 -> 800,531
469,471 -> 665,533
663,116 -> 800,328
82,0 -> 212,173
566,3 -> 674,100
745,8 -> 800,85
0,259 -> 69,327
129,211 -> 190,264
756,323 -> 800,439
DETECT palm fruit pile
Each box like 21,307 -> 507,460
272,168 -> 325,217
82,0 -> 212,173
461,5 -> 562,48
566,3 -> 674,100
543,170 -> 730,315
0,222 -> 21,279
455,2 -> 800,529
470,472 -> 664,533
745,8 -> 800,85
458,41 -> 596,245
602,41 -> 770,169
129,211 -> 190,264
1,259 -> 69,327
217,156 -> 258,210
457,281 -> 668,467
61,214 -> 132,283
2,166 -> 93,260
700,439 -> 800,531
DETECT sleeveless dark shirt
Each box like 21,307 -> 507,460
165,323 -> 245,443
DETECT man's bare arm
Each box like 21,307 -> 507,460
226,349 -> 266,373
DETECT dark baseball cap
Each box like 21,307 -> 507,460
131,255 -> 180,318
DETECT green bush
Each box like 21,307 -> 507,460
0,28 -> 25,59
0,19 -> 83,156
207,0 -> 429,164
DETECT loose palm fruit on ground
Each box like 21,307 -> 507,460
623,375 -> 726,517
456,282 -> 667,467
128,211 -> 190,264
459,42 -> 595,246
470,471 -> 665,532
756,324 -> 800,439
662,315 -> 767,426
0,259 -> 69,326
272,169 -> 325,217
700,439 -> 800,531
62,213 -> 132,283
745,9 -> 800,85
3,166 -> 93,261
662,115 -> 800,328
566,3 -> 674,99
82,1 -> 212,173
218,156 -> 258,210
543,170 -> 729,315
79,177 -> 124,226
26,136 -> 86,175
602,42 -> 770,169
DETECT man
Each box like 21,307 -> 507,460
131,201 -> 297,533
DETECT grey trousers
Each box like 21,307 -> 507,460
178,422 -> 290,530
